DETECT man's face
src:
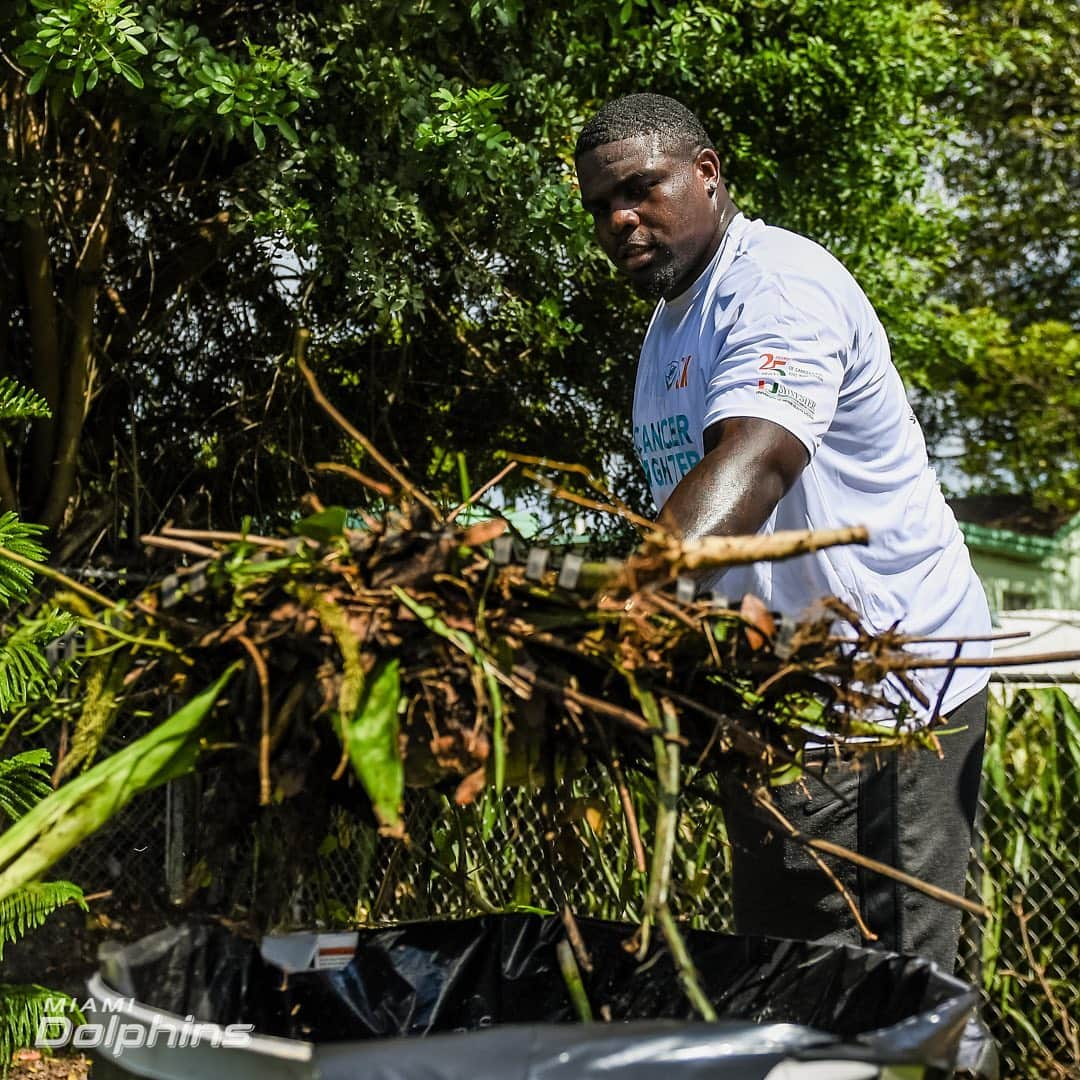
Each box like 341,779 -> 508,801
576,135 -> 718,300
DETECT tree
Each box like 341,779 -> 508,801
941,0 -> 1077,327
911,0 -> 1079,512
1,0 -> 1073,541
1,0 -> 314,529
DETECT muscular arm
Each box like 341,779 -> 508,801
657,416 -> 809,540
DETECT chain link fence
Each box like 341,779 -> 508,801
39,673 -> 1080,1078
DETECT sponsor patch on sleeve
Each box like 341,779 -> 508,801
756,378 -> 817,419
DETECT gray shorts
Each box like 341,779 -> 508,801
720,688 -> 988,972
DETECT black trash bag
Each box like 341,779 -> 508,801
97,914 -> 979,1078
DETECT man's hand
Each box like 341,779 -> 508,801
657,416 -> 809,540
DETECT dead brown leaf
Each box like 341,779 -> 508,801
740,593 -> 775,651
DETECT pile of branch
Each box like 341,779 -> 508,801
93,494 -> 1006,1010
11,341 -> 1045,1014
130,502 -> 943,823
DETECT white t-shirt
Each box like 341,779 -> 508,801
632,213 -> 991,722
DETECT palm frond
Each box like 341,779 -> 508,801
0,379 -> 50,423
0,514 -> 47,606
0,983 -> 84,1067
0,750 -> 53,824
0,881 -> 85,960
0,610 -> 78,713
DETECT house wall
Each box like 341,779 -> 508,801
961,520 -> 1080,613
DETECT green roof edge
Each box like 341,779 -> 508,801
958,520 -> 1058,560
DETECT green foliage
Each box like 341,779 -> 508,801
0,751 -> 52,824
0,0 -> 1074,539
0,610 -> 78,715
0,882 -> 86,960
980,688 -> 1080,1075
940,0 -> 1078,327
0,984 -> 84,1069
945,316 -> 1079,513
0,514 -> 46,605
341,659 -> 404,835
0,665 -> 238,906
0,380 -> 49,423
18,0 -> 148,94
52,651 -> 127,782
13,0 -> 316,147
415,83 -> 511,151
0,383 -> 86,1063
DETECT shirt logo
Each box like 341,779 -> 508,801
758,352 -> 824,384
757,378 -> 816,419
665,355 -> 692,390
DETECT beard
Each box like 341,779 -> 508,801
629,248 -> 679,300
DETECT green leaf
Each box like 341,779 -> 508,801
294,505 -> 347,542
26,65 -> 48,94
274,116 -> 299,144
0,750 -> 53,823
0,665 -> 239,905
0,983 -> 85,1067
0,378 -> 50,421
118,62 -> 144,88
342,659 -> 403,835
252,119 -> 266,150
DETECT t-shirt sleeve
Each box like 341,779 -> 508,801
702,279 -> 846,459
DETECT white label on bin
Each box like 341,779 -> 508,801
314,932 -> 359,969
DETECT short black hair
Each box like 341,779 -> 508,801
575,94 -> 713,159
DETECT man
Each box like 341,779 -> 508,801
575,94 -> 992,976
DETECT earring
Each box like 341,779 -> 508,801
707,185 -> 716,197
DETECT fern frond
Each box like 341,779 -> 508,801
0,379 -> 50,423
0,514 -> 47,606
0,611 -> 78,713
0,983 -> 84,1066
0,750 -> 53,823
0,881 -> 85,960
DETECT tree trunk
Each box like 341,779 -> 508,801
39,117 -> 121,530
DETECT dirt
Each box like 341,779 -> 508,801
8,1051 -> 90,1079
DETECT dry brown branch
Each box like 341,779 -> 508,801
761,803 -> 988,917
610,754 -> 647,875
236,634 -> 272,806
649,525 -> 870,574
140,534 -> 219,559
509,453 -> 653,532
447,461 -> 518,523
520,467 -> 653,531
561,903 -> 594,974
523,670 -> 688,744
0,543 -> 126,616
315,461 -> 394,498
1013,898 -> 1080,1071
160,526 -> 300,550
883,650 -> 1080,670
293,327 -> 441,520
754,789 -> 878,941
